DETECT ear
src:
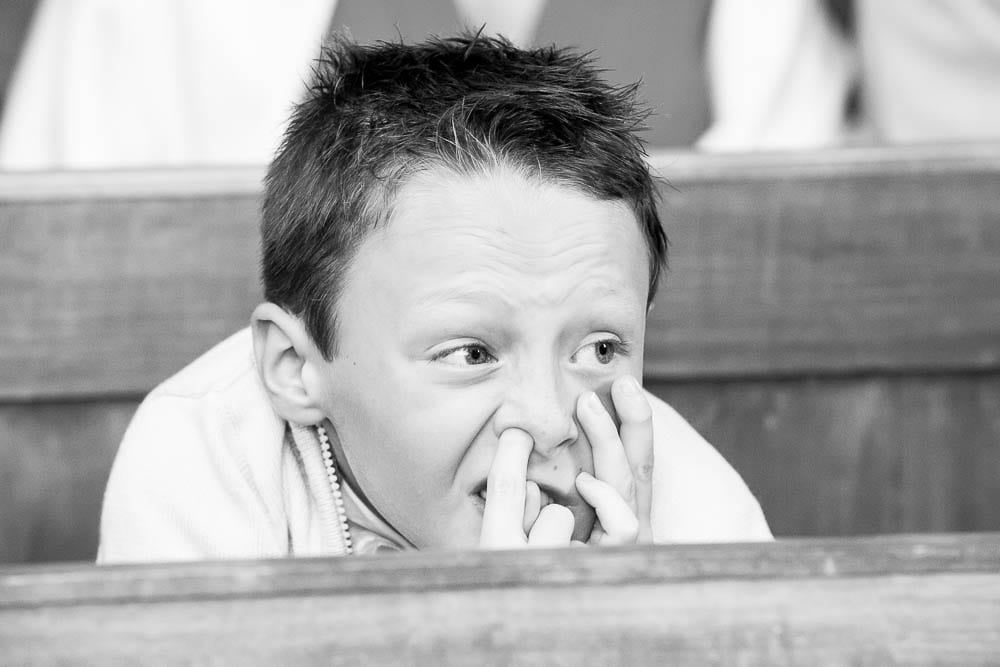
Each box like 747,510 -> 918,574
251,302 -> 328,426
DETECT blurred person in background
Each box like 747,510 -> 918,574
0,0 -> 714,169
699,0 -> 1000,151
0,0 -> 336,169
0,0 -> 546,169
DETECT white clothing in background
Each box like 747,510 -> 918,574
453,0 -> 547,47
700,0 -> 1000,152
698,0 -> 856,152
857,0 -> 1000,144
0,0 -> 337,170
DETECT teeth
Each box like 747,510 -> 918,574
474,486 -> 559,507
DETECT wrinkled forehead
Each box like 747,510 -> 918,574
376,162 -> 644,250
345,164 -> 651,307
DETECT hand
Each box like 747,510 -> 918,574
479,428 -> 577,548
574,375 -> 654,545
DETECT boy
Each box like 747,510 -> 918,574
99,34 -> 770,562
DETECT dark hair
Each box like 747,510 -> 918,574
261,33 -> 667,358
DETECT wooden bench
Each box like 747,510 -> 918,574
2,533 -> 999,663
2,144 -> 999,562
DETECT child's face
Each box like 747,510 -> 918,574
313,166 -> 649,548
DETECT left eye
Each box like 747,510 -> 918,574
592,340 -> 617,365
575,339 -> 620,366
434,344 -> 496,367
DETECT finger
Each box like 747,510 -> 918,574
522,481 -> 541,535
527,504 -> 575,547
588,522 -> 606,545
576,471 -> 638,546
480,428 -> 533,548
611,376 -> 654,542
577,391 -> 635,509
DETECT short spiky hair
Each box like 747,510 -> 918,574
261,33 -> 667,358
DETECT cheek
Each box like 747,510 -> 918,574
333,377 -> 496,496
334,383 -> 499,549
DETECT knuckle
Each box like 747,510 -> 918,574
632,458 -> 654,483
622,478 -> 637,504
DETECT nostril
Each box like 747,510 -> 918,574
492,377 -> 579,451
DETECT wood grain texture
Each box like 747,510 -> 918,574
646,147 -> 1000,378
3,376 -> 999,563
2,536 -> 999,664
1,188 -> 262,400
651,375 -> 1000,537
4,533 -> 999,605
0,401 -> 137,563
3,145 -> 999,400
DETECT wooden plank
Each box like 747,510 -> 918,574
652,375 -> 1000,537
1,179 -> 262,401
2,144 -> 999,400
3,375 -> 999,564
0,401 -> 136,563
1,535 -> 999,664
647,144 -> 1000,378
3,533 -> 999,605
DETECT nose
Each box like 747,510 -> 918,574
492,361 -> 579,458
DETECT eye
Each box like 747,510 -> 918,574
433,343 -> 497,367
572,336 -> 628,367
593,340 -> 617,365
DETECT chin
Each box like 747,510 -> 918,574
407,504 -> 486,551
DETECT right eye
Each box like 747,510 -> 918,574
432,343 -> 497,367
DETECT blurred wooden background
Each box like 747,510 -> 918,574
3,145 -> 999,562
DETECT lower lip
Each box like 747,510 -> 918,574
470,488 -> 561,512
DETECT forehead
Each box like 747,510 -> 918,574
351,166 -> 649,296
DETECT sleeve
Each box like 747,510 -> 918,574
647,391 -> 773,543
97,393 -> 284,563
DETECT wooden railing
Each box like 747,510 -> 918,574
2,534 -> 999,663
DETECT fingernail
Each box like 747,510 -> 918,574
622,376 -> 642,395
585,392 -> 603,411
576,471 -> 595,485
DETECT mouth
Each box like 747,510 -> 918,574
470,480 -> 569,512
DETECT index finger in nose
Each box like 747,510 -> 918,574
611,375 -> 654,542
480,428 -> 534,547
